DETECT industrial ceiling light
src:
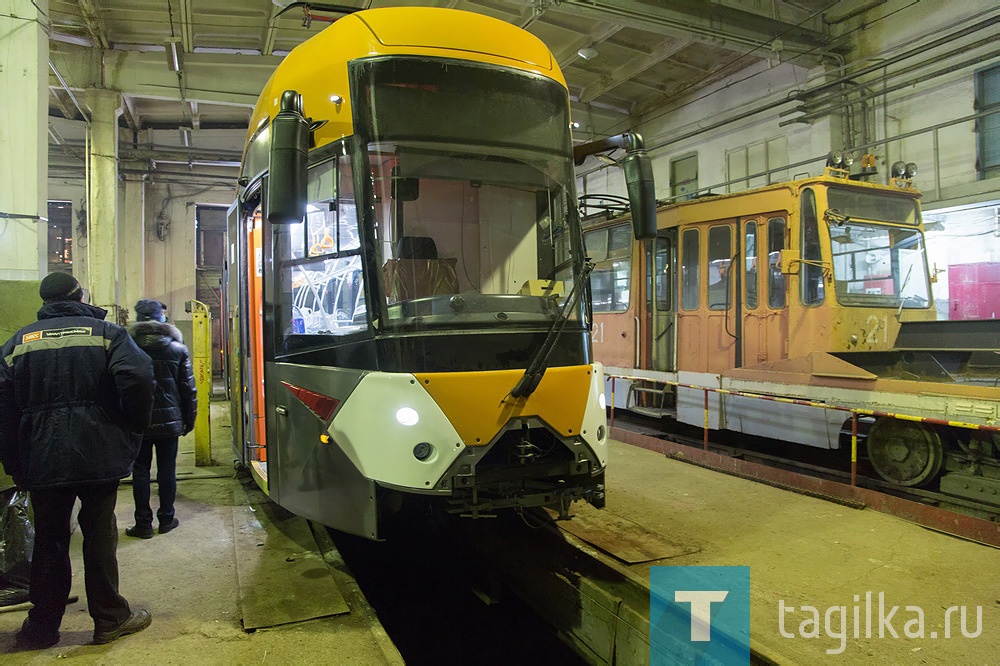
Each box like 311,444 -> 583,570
165,39 -> 183,73
577,45 -> 599,60
179,127 -> 192,147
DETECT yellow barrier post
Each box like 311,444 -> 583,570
186,299 -> 213,466
850,413 -> 858,487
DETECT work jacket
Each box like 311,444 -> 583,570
128,320 -> 197,438
0,301 -> 154,489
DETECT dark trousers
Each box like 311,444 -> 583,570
131,436 -> 179,528
29,482 -> 131,633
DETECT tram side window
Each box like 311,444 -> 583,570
646,235 -> 672,310
585,223 -> 631,312
745,221 -> 758,309
681,228 -> 699,310
707,225 -> 732,310
767,217 -> 787,309
275,155 -> 367,353
800,188 -> 824,305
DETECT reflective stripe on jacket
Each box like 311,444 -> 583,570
0,301 -> 154,489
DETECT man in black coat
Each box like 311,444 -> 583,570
125,299 -> 196,539
0,273 -> 155,649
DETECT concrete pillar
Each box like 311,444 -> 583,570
120,174 -> 146,319
85,88 -> 122,310
0,0 -> 48,280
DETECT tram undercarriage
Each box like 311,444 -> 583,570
606,319 -> 1000,499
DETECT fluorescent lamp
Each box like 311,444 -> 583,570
166,40 -> 183,72
179,127 -> 192,147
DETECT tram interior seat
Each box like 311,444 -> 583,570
383,235 -> 459,303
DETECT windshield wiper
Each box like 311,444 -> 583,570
509,261 -> 595,399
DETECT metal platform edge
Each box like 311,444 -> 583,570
310,522 -> 406,666
460,513 -> 784,666
612,427 -> 1000,549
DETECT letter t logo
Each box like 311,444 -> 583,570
675,590 -> 729,641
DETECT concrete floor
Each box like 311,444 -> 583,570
7,398 -> 996,664
603,440 -> 1000,664
0,403 -> 403,664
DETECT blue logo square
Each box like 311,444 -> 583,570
650,566 -> 750,665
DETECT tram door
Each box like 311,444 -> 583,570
741,215 -> 789,366
245,205 -> 268,472
647,230 -> 677,371
225,202 -> 244,461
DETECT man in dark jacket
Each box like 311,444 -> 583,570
125,299 -> 196,539
0,273 -> 155,649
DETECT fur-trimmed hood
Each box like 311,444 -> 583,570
128,320 -> 184,351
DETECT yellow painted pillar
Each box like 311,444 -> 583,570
85,88 -> 122,313
188,299 -> 214,466
119,173 -> 146,321
0,0 -> 48,281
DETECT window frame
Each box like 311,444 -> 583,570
975,62 -> 1000,180
681,228 -> 700,311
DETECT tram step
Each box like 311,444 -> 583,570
630,385 -> 670,395
629,405 -> 674,418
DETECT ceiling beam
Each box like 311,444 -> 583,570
541,0 -> 827,58
76,0 -> 110,49
261,3 -> 282,56
52,48 -> 281,108
179,0 -> 195,53
555,22 -> 625,70
580,37 -> 694,103
48,88 -> 79,121
121,95 -> 140,131
52,141 -> 243,164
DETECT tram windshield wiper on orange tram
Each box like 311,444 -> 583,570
509,260 -> 595,400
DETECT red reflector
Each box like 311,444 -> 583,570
281,381 -> 340,421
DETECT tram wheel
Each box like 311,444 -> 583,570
866,418 -> 943,487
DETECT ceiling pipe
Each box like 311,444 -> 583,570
780,52 -> 996,126
629,11 -> 1000,160
785,35 -> 998,115
791,14 -> 1000,101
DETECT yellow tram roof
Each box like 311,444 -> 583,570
247,7 -> 568,152
656,171 -> 923,227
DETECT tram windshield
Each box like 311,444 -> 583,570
827,217 -> 931,308
354,57 -> 581,330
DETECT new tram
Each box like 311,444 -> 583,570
588,159 -> 1000,497
224,7 -> 655,539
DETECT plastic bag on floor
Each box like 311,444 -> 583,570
0,488 -> 33,591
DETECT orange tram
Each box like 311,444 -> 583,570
585,158 -> 1000,500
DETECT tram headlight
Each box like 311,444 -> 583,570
905,162 -> 918,178
891,161 -> 907,178
826,150 -> 845,168
396,407 -> 419,426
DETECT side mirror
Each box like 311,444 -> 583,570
267,90 -> 309,225
622,149 -> 656,240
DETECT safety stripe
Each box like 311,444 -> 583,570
6,336 -> 111,365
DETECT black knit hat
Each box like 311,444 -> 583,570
135,299 -> 167,322
39,272 -> 83,302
